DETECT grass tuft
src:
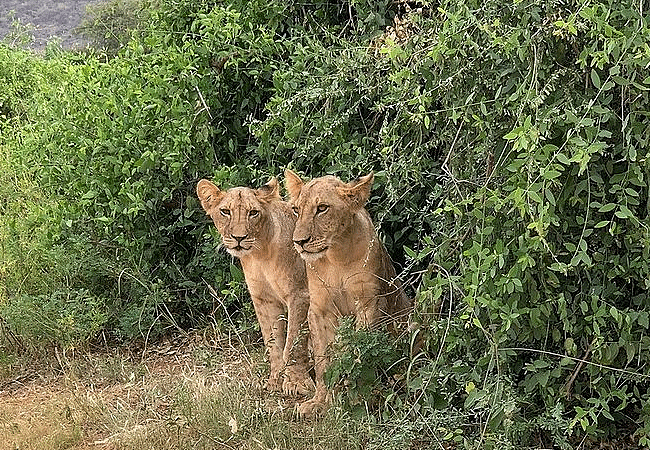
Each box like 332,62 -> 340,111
0,334 -> 365,450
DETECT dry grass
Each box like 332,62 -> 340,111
0,333 -> 364,450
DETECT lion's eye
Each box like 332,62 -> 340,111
316,204 -> 329,214
248,210 -> 259,218
292,206 -> 299,217
220,208 -> 230,217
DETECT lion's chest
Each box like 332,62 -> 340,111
240,258 -> 292,304
308,268 -> 383,319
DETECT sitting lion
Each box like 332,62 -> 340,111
285,170 -> 412,416
197,177 -> 314,396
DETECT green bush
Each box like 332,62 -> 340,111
76,0 -> 150,55
1,0 -> 353,342
1,0 -> 649,446
252,0 -> 650,446
1,290 -> 107,351
325,317 -> 409,415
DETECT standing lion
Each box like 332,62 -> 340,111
197,177 -> 314,396
285,170 -> 412,416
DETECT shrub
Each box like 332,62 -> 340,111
1,290 -> 107,352
76,0 -> 150,55
253,0 -> 650,445
325,317 -> 409,415
1,0 -> 649,445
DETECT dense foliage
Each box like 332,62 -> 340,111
1,0 -> 649,447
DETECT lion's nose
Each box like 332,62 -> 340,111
232,234 -> 248,244
293,237 -> 311,249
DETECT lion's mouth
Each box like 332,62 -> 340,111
297,246 -> 327,261
304,247 -> 326,254
226,244 -> 252,255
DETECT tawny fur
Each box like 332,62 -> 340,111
285,170 -> 412,417
197,177 -> 314,396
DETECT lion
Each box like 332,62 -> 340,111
285,170 -> 412,416
197,177 -> 315,396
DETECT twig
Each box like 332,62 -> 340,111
564,343 -> 592,398
192,428 -> 237,449
441,119 -> 464,198
0,314 -> 24,352
195,86 -> 213,120
500,347 -> 649,379
203,279 -> 252,362
442,120 -> 462,172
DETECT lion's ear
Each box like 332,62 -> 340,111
338,172 -> 374,208
197,179 -> 225,213
284,169 -> 304,201
256,177 -> 281,201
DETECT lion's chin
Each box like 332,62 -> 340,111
226,245 -> 252,257
298,249 -> 327,263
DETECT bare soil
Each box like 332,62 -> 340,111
0,334 -> 264,450
0,0 -> 100,49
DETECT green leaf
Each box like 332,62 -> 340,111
579,239 -> 587,252
503,127 -> 522,141
556,153 -> 571,165
590,69 -> 601,89
615,205 -> 634,219
565,110 -> 579,123
564,242 -> 576,252
598,203 -> 617,213
545,188 -> 556,206
404,246 -> 417,259
601,81 -> 615,91
542,170 -> 562,180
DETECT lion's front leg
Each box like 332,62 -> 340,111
251,296 -> 286,392
298,305 -> 336,417
282,291 -> 314,396
353,283 -> 386,329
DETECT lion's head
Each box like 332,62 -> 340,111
284,170 -> 374,263
196,178 -> 280,257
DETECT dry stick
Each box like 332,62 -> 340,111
0,314 -> 24,352
141,302 -> 187,359
564,343 -> 592,399
501,347 -> 649,379
192,428 -> 237,450
441,119 -> 464,198
117,267 -> 183,359
195,86 -> 213,120
203,279 -> 252,363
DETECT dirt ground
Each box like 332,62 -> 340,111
0,0 -> 100,49
0,334 -> 264,450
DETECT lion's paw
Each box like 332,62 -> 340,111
297,398 -> 327,418
283,375 -> 315,396
265,376 -> 283,392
